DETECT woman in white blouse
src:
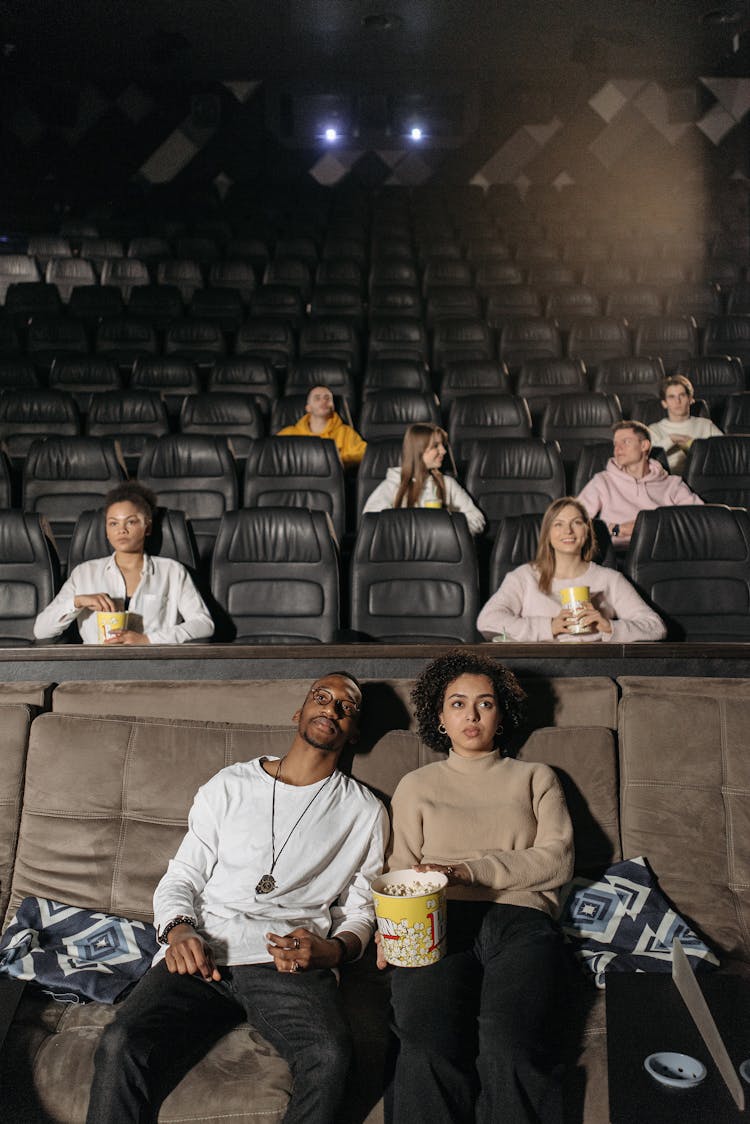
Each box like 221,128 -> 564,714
33,482 -> 214,645
362,423 -> 486,534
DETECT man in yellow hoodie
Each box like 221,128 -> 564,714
277,384 -> 367,469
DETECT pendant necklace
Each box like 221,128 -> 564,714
255,758 -> 333,895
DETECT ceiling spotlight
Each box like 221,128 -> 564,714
410,126 -> 423,141
324,127 -> 338,142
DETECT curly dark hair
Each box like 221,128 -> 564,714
103,481 -> 158,522
411,649 -> 526,753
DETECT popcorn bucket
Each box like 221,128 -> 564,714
96,611 -> 128,643
559,585 -> 592,635
372,869 -> 448,967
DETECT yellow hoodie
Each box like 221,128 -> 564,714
277,411 -> 367,469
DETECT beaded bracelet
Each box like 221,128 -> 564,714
157,915 -> 198,946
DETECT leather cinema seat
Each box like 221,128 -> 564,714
632,316 -> 698,373
270,392 -> 353,433
449,393 -> 532,475
250,285 -> 304,329
85,390 -> 169,475
22,436 -> 126,564
0,359 -> 40,392
68,506 -> 199,574
350,508 -> 480,643
156,259 -> 204,303
526,264 -> 577,294
95,317 -> 158,369
0,390 -> 81,465
127,237 -> 171,262
48,358 -> 122,414
499,317 -> 562,372
367,316 -> 428,364
0,510 -> 60,645
422,259 -> 473,293
309,285 -> 364,328
298,318 -> 361,374
316,258 -> 364,292
207,358 -> 279,416
624,505 -> 750,641
425,288 -> 482,325
4,282 -> 61,327
67,285 -> 125,327
544,287 -> 601,330
368,260 -> 419,291
174,237 -> 220,266
179,394 -> 264,459
243,436 -> 345,543
262,258 -> 312,303
188,289 -> 244,333
485,286 -> 541,328
355,437 -> 404,518
28,236 -> 71,267
210,507 -> 339,644
515,358 -> 588,427
164,320 -> 226,367
465,437 -> 566,535
721,392 -> 750,434
703,316 -> 750,370
0,255 -> 40,303
284,359 -> 356,403
368,285 -> 423,320
439,360 -> 511,413
475,263 -> 526,296
540,392 -> 623,474
488,511 -> 615,592
359,389 -> 441,441
131,357 -> 201,418
590,356 -> 665,416
664,282 -> 722,329
127,286 -> 184,329
431,318 -> 494,374
567,316 -> 631,375
363,359 -> 432,396
681,355 -> 746,418
208,261 -> 256,306
27,317 -> 89,373
235,318 -> 296,369
685,436 -> 750,508
137,435 -> 239,567
604,285 -> 662,320
79,238 -> 124,271
45,257 -> 97,303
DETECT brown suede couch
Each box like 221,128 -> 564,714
0,674 -> 748,1123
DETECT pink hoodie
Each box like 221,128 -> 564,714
577,457 -> 703,543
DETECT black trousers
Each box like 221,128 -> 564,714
86,960 -> 352,1124
388,902 -> 566,1124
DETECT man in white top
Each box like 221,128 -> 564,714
86,673 -> 389,1124
648,374 -> 723,474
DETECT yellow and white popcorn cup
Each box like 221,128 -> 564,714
372,869 -> 448,967
96,611 -> 128,643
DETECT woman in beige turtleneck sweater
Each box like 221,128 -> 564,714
382,650 -> 574,1124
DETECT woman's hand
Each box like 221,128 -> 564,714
374,930 -> 389,970
104,630 -> 150,645
73,593 -> 118,612
551,608 -> 573,636
414,862 -> 471,886
574,603 -> 612,634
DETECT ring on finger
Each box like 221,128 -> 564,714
292,937 -> 300,950
290,960 -> 299,973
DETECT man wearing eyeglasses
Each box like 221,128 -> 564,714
87,673 -> 388,1124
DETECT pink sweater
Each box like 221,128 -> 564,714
577,458 -> 703,544
476,562 -> 667,643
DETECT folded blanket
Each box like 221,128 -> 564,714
0,897 -> 157,1004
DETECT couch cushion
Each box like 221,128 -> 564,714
519,726 -> 621,876
618,680 -> 750,963
0,705 -> 33,924
0,683 -> 52,708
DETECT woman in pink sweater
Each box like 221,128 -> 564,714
382,650 -> 574,1123
476,498 -> 666,642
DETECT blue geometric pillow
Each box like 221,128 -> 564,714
0,897 -> 158,1004
558,856 -> 719,988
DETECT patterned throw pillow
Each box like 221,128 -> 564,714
0,897 -> 158,1003
558,856 -> 719,988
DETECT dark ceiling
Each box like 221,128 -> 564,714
2,1 -> 747,88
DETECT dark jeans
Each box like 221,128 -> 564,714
86,960 -> 352,1124
388,902 -> 565,1124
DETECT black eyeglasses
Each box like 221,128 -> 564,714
309,687 -> 360,718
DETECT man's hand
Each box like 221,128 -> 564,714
265,928 -> 358,973
104,630 -> 150,645
165,924 -> 221,981
73,593 -> 118,612
374,930 -> 388,970
414,861 -> 471,886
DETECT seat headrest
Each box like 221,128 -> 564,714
366,509 -> 463,563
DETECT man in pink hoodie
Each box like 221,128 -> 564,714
577,420 -> 703,546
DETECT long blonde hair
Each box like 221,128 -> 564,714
393,424 -> 448,510
534,497 -> 595,594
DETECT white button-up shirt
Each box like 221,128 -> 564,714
33,553 -> 214,644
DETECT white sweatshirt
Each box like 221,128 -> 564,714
152,757 -> 389,966
362,466 -> 486,534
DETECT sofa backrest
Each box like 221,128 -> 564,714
3,711 -> 619,929
0,704 -> 34,919
618,676 -> 750,964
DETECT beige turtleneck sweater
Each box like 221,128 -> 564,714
387,750 -> 574,917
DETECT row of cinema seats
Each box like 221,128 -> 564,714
1,351 -> 748,415
1,430 -> 749,564
3,502 -> 750,646
5,300 -> 750,380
